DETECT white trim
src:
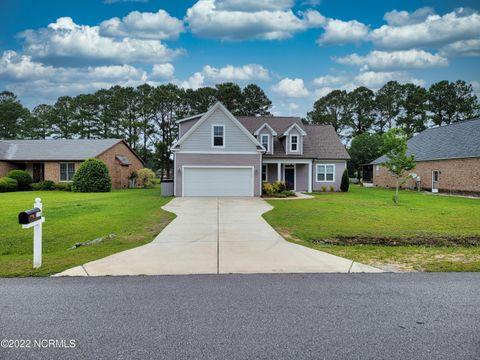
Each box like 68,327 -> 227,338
175,113 -> 205,124
282,123 -> 307,137
174,150 -> 260,155
263,158 -> 311,164
315,163 -> 335,182
173,154 -> 176,196
174,102 -> 264,150
260,133 -> 270,153
431,170 -> 439,193
254,123 -> 278,136
308,161 -> 312,192
262,164 -> 268,182
283,164 -> 296,191
289,134 -> 299,153
182,165 -> 255,197
211,124 -> 225,148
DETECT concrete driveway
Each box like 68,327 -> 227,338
55,198 -> 382,276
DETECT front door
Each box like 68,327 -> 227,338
32,163 -> 44,183
432,170 -> 439,193
284,165 -> 295,190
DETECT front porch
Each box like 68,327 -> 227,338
262,159 -> 312,192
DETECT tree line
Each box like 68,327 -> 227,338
307,80 -> 479,179
0,83 -> 272,175
1,79 -> 478,178
307,80 -> 479,139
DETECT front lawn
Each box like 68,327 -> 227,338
264,186 -> 480,271
0,188 -> 174,277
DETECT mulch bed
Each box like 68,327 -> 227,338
313,235 -> 480,247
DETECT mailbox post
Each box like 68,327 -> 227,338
19,198 -> 45,268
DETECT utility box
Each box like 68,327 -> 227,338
161,179 -> 174,197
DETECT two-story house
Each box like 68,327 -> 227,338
172,102 -> 349,197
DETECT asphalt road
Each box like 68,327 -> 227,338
0,273 -> 479,360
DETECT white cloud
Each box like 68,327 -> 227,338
317,18 -> 369,45
151,63 -> 175,79
0,50 -> 55,80
383,7 -> 435,26
100,10 -> 184,40
0,53 -> 149,106
215,0 -> 293,11
202,64 -> 269,81
185,0 -> 324,40
312,70 -> 425,98
439,39 -> 480,57
353,71 -> 424,89
181,72 -> 205,90
19,17 -> 184,65
370,8 -> 480,50
272,77 -> 309,98
335,49 -> 448,71
287,102 -> 299,110
313,75 -> 348,87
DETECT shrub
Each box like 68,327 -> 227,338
6,170 -> 32,191
0,177 -> 18,192
30,183 -> 42,191
31,180 -> 55,191
340,169 -> 350,192
54,181 -> 73,191
273,181 -> 286,193
72,158 -> 111,192
281,190 -> 296,197
321,186 -> 327,192
262,182 -> 275,196
330,186 -> 335,192
136,168 -> 156,188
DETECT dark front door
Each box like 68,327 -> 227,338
284,165 -> 295,190
32,163 -> 44,183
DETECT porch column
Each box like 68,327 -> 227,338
277,162 -> 282,181
308,161 -> 312,193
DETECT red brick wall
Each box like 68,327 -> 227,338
96,141 -> 144,189
373,157 -> 480,193
0,161 -> 21,177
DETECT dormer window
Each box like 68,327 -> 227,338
260,134 -> 270,152
212,125 -> 225,147
290,135 -> 298,152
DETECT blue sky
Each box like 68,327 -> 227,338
0,0 -> 479,116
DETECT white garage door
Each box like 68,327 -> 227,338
183,167 -> 253,197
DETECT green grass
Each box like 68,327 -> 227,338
0,188 -> 174,277
264,186 -> 480,271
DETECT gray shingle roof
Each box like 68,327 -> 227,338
237,116 -> 350,159
372,118 -> 480,164
0,139 -> 122,161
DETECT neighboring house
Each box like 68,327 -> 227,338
172,102 -> 349,197
0,139 -> 144,189
371,118 -> 480,194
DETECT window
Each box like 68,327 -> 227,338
60,163 -> 75,181
262,164 -> 267,182
261,134 -> 269,152
290,135 -> 298,152
212,125 -> 225,147
375,165 -> 380,176
316,164 -> 335,182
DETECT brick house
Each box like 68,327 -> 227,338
371,118 -> 480,194
0,139 -> 144,189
